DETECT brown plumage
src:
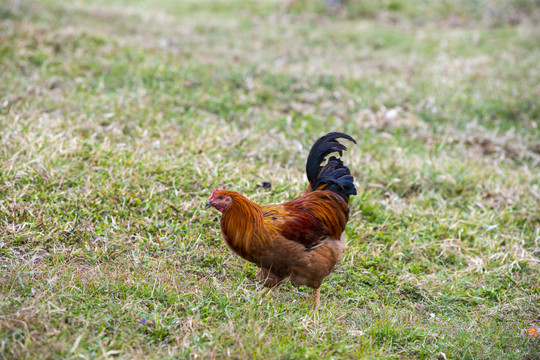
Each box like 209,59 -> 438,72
205,132 -> 356,308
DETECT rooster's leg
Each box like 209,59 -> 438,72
313,288 -> 320,309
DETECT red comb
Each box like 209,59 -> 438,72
209,189 -> 220,201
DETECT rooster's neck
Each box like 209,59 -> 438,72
220,193 -> 263,260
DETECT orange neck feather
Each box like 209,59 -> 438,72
219,192 -> 263,260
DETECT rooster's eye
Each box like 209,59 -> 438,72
218,196 -> 223,200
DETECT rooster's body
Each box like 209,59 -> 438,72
206,132 -> 356,307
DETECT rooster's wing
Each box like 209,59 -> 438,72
261,191 -> 349,249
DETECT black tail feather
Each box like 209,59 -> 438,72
305,132 -> 357,201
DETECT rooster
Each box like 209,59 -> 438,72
205,132 -> 356,308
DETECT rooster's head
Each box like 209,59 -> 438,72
205,189 -> 233,213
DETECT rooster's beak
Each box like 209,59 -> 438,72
205,202 -> 213,209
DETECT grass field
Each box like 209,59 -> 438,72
1,0 -> 540,358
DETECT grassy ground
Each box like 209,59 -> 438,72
1,0 -> 540,358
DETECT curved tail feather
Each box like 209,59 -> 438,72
304,132 -> 356,202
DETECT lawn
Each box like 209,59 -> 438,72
1,0 -> 539,358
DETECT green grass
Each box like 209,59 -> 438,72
1,0 -> 539,358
